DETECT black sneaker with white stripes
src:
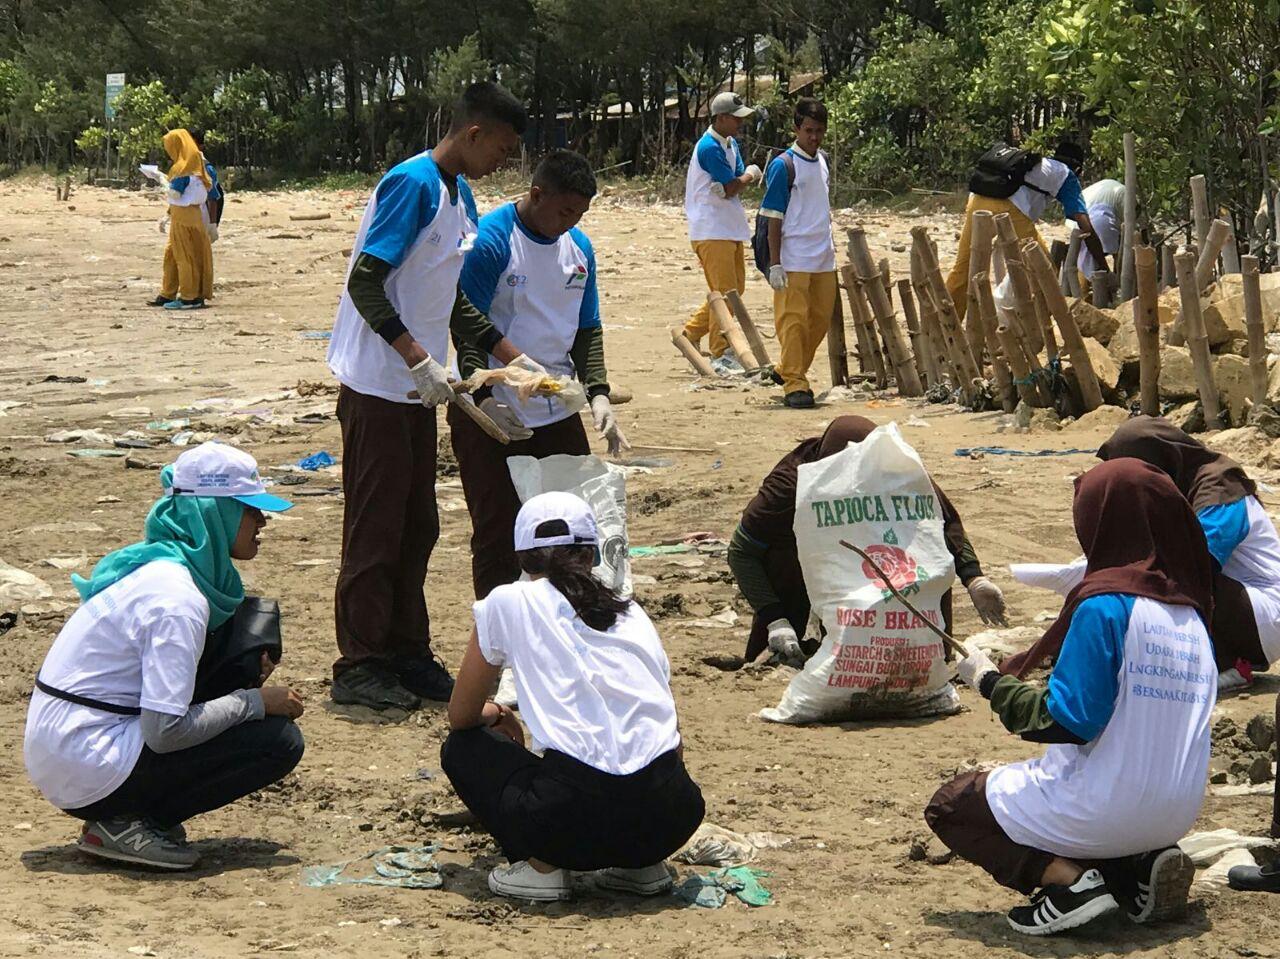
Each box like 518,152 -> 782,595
1007,869 -> 1118,936
1123,847 -> 1195,923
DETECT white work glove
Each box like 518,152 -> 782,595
768,265 -> 787,291
743,164 -> 763,183
766,618 -> 803,665
709,181 -> 727,199
206,222 -> 219,243
955,640 -> 999,691
590,394 -> 630,456
408,356 -> 455,408
479,396 -> 533,441
509,353 -> 547,375
966,575 -> 1008,626
158,215 -> 169,234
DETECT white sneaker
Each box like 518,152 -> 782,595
594,863 -> 674,896
488,861 -> 571,901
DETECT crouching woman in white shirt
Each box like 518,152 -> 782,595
442,491 -> 704,901
24,443 -> 304,871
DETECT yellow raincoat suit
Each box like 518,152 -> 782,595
160,129 -> 214,304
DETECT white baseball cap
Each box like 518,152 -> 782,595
168,441 -> 293,512
710,91 -> 756,119
513,492 -> 598,552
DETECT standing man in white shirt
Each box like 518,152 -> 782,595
758,98 -> 837,409
680,91 -> 763,361
326,82 -> 527,712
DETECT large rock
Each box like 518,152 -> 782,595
1160,346 -> 1198,400
1070,300 -> 1120,345
1069,405 -> 1131,432
1064,337 -> 1121,410
1214,353 -> 1253,427
1172,272 -> 1280,348
1205,426 -> 1273,467
1110,294 -> 1177,367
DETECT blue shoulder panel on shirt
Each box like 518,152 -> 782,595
761,154 -> 790,215
459,203 -> 516,317
733,140 -> 745,177
1057,171 -> 1087,217
170,175 -> 190,193
1198,499 -> 1251,568
569,228 -> 601,329
1046,593 -> 1134,742
696,134 -> 735,186
361,156 -> 442,268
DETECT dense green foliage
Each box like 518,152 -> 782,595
2,0 -> 1279,237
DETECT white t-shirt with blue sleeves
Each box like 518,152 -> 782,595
1200,496 -> 1280,664
459,203 -> 599,428
328,150 -> 478,404
759,146 -> 836,273
684,129 -> 750,243
985,593 -> 1215,859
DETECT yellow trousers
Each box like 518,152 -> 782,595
945,195 -> 1046,322
684,240 -> 746,359
161,204 -> 214,302
773,270 -> 837,394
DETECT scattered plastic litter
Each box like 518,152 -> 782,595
298,451 -> 336,471
629,544 -> 692,557
146,418 -> 190,432
0,400 -> 27,416
46,429 -> 113,445
675,823 -> 790,866
0,559 -> 52,605
301,844 -> 442,890
68,449 -> 128,458
1180,829 -> 1277,867
1194,848 -> 1257,893
299,331 -> 332,340
673,867 -> 773,908
684,607 -> 738,629
954,446 -> 1098,458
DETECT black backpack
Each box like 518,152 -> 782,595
968,143 -> 1051,199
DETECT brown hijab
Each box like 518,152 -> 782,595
1002,457 -> 1215,678
1097,416 -> 1256,511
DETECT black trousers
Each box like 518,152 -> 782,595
65,716 -> 304,829
441,726 -> 705,871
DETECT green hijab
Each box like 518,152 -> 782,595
72,464 -> 246,628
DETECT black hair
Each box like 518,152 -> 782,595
517,542 -> 630,631
1053,138 -> 1085,172
190,128 -> 205,148
532,149 -> 597,199
794,97 -> 828,128
449,81 -> 528,136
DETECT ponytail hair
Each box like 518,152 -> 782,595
517,543 -> 630,631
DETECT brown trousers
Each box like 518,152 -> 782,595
333,386 -> 440,677
447,404 -> 590,600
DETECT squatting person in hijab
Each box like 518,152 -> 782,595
726,415 -> 1007,665
441,492 -> 704,902
24,443 -> 304,871
928,458 -> 1216,936
147,128 -> 214,311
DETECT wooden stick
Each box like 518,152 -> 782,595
828,280 -> 850,386
1134,245 -> 1162,416
1195,219 -> 1232,292
1190,174 -> 1211,250
848,227 -> 923,395
671,328 -> 714,376
1061,233 -> 1083,298
1160,243 -> 1177,292
837,540 -> 966,657
447,394 -> 511,444
289,212 -> 332,221
1173,251 -> 1223,428
964,211 -> 998,367
911,227 -> 982,391
707,293 -> 758,370
1222,219 -> 1241,274
1022,240 -> 1103,411
995,304 -> 1043,407
879,258 -> 892,291
993,213 -> 1045,357
1091,271 -> 1113,308
842,265 -> 888,387
1119,132 -> 1138,301
973,272 -> 1016,411
1242,255 -> 1268,409
897,278 -> 935,387
724,290 -> 771,369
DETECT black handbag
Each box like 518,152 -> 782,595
192,596 -> 283,703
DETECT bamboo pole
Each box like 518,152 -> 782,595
724,290 -> 771,369
911,227 -> 982,393
1173,251 -> 1223,428
671,328 -> 714,376
993,213 -> 1045,357
911,247 -> 955,389
848,227 -> 923,395
1161,243 -> 1177,292
1134,245 -> 1162,416
964,211 -> 997,367
1022,240 -> 1103,411
827,281 -> 850,387
707,292 -> 757,371
1091,271 -> 1113,308
842,265 -> 888,387
1061,234 -> 1082,298
1119,132 -> 1138,301
1242,255 -> 1268,409
1032,287 -> 1060,358
1222,220 -> 1241,274
897,278 -> 935,387
879,258 -> 892,291
973,273 -> 1017,411
1195,219 -> 1232,292
1190,175 -> 1211,250
996,303 -> 1050,406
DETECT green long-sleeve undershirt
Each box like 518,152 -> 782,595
979,673 -> 1086,745
453,322 -> 611,401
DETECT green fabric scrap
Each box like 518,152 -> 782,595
301,844 -> 442,890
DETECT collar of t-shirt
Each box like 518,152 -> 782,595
706,126 -> 734,149
790,143 -> 817,161
512,202 -> 556,245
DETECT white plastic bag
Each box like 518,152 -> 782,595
507,454 -> 632,598
761,423 -> 958,723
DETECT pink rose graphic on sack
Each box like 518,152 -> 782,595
860,545 -> 918,591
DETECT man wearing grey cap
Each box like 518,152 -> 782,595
680,91 -> 762,361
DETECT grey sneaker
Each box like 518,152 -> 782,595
78,817 -> 200,870
595,863 -> 673,895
